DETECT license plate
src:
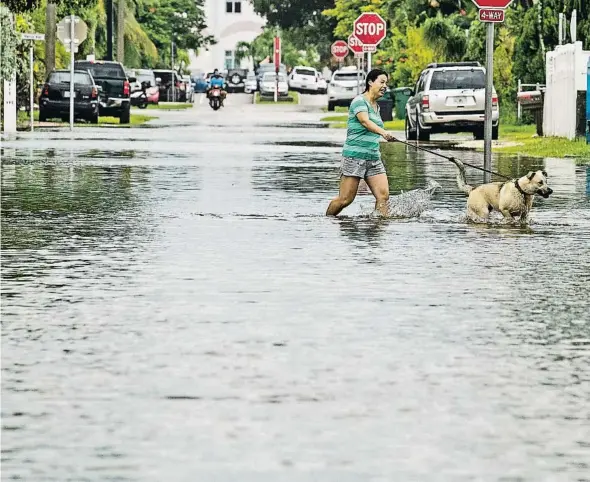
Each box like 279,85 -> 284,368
63,91 -> 70,98
347,87 -> 354,91
451,96 -> 467,104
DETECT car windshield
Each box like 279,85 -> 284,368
334,72 -> 364,81
49,72 -> 92,84
295,68 -> 315,76
430,70 -> 485,90
263,73 -> 286,82
75,62 -> 126,79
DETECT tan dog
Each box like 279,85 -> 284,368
450,158 -> 553,223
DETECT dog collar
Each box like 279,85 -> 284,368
514,180 -> 527,197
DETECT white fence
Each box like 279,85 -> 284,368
543,41 -> 590,139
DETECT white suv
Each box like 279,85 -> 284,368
288,66 -> 319,93
327,66 -> 365,111
405,62 -> 499,141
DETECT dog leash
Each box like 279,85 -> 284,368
391,138 -> 513,181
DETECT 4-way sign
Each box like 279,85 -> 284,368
472,0 -> 514,23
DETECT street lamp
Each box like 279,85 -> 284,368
171,11 -> 187,102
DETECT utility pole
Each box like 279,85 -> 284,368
117,0 -> 125,63
45,2 -> 56,73
106,0 -> 114,60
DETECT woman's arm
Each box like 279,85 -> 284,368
356,111 -> 396,141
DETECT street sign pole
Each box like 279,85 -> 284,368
69,15 -> 75,131
30,46 -> 34,131
357,55 -> 361,95
483,22 -> 494,183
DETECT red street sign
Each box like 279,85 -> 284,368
347,34 -> 363,56
331,40 -> 349,60
479,8 -> 505,22
353,12 -> 387,47
471,0 -> 513,8
273,36 -> 281,71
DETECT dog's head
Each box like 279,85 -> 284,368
521,170 -> 553,198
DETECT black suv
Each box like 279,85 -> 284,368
39,69 -> 99,123
74,60 -> 134,124
226,69 -> 248,93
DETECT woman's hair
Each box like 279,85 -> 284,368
364,69 -> 388,92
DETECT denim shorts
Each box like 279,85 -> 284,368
340,156 -> 386,179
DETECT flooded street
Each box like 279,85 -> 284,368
2,95 -> 590,481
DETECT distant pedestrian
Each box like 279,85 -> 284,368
326,69 -> 396,216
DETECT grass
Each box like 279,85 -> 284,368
255,91 -> 299,104
16,109 -> 155,128
494,124 -> 590,163
146,102 -> 193,110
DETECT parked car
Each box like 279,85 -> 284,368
192,73 -> 208,93
153,69 -> 185,102
255,63 -> 287,89
288,66 -> 319,93
128,68 -> 159,104
317,74 -> 328,94
244,70 -> 257,93
405,61 -> 499,141
182,75 -> 194,102
226,68 -> 248,93
74,60 -> 132,123
260,72 -> 289,97
39,69 -> 99,123
327,66 -> 365,111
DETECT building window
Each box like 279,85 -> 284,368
224,50 -> 234,70
226,1 -> 232,13
234,2 -> 241,13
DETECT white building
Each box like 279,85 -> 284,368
188,0 -> 266,74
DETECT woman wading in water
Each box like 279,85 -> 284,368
326,69 -> 397,216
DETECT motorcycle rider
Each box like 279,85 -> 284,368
207,69 -> 227,105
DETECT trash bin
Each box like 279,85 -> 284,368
391,87 -> 413,120
377,92 -> 394,122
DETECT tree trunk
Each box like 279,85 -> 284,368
45,2 -> 56,73
106,0 -> 113,60
117,0 -> 125,63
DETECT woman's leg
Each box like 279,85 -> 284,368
365,173 -> 389,216
326,176 -> 361,216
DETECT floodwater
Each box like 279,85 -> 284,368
2,98 -> 590,481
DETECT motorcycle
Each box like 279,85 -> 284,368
209,86 -> 222,110
130,81 -> 149,109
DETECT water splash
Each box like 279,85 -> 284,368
364,180 -> 442,218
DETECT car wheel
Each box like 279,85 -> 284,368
120,105 -> 131,124
492,124 -> 499,140
327,101 -> 335,112
405,115 -> 417,141
474,127 -> 484,140
61,115 -> 70,123
39,110 -> 47,122
89,113 -> 99,124
416,113 -> 430,141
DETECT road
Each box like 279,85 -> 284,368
1,96 -> 589,481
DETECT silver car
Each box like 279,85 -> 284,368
327,66 -> 365,111
405,62 -> 499,141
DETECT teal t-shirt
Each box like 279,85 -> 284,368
342,95 -> 384,161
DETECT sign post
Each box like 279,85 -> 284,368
353,13 -> 387,73
348,35 -> 364,95
472,0 -> 514,183
22,33 -> 45,132
57,15 -> 88,131
273,36 -> 281,103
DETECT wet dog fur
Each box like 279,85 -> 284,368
449,158 -> 553,223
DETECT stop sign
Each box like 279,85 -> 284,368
353,12 -> 387,47
471,0 -> 514,8
348,35 -> 363,56
331,40 -> 349,60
